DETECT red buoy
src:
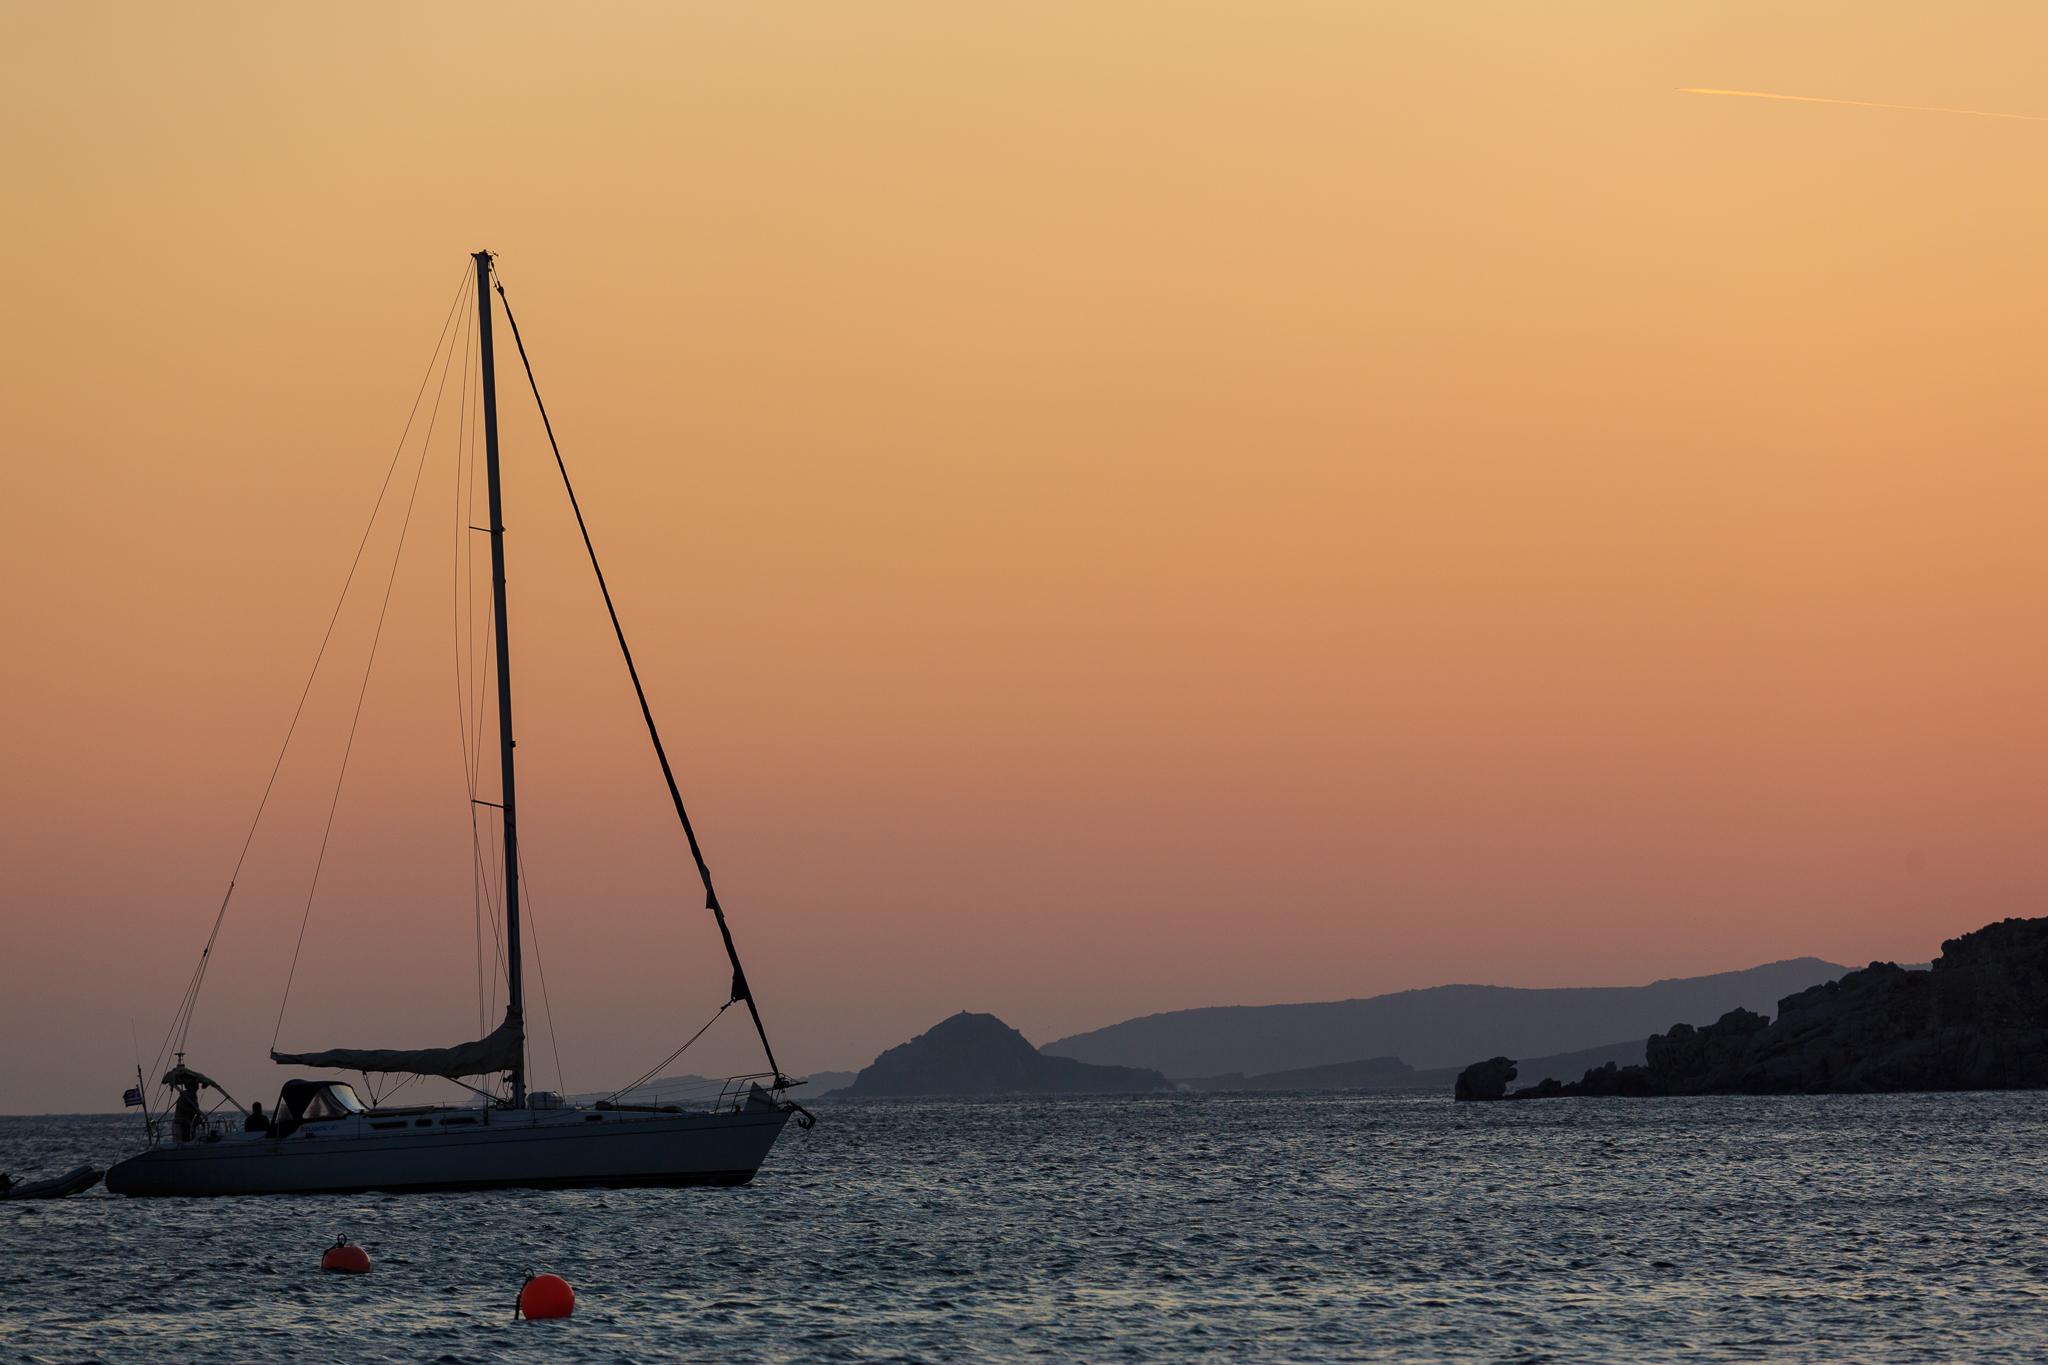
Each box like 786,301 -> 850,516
320,1237 -> 371,1274
518,1272 -> 575,1320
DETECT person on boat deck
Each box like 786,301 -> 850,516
243,1102 -> 271,1134
173,1080 -> 202,1142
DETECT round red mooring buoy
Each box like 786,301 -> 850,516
320,1237 -> 371,1274
518,1271 -> 576,1320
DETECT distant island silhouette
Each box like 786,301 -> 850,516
1458,917 -> 2045,1099
1041,959 -> 1850,1077
822,959 -> 1869,1100
815,945 -> 2042,1102
833,1013 -> 1166,1098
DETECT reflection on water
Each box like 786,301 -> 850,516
6,1092 -> 2048,1361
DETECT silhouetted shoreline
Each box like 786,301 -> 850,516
1458,917 -> 2048,1100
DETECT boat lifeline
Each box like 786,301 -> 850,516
108,253 -> 812,1197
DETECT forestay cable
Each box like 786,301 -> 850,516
490,266 -> 788,1086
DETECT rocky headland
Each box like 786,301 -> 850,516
834,1012 -> 1167,1098
1456,917 -> 2048,1100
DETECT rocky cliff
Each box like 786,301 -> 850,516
1456,918 -> 2048,1100
837,1012 -> 1167,1098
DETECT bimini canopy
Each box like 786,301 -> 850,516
270,1007 -> 523,1080
277,1079 -> 365,1120
161,1063 -> 224,1091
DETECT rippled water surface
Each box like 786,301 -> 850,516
6,1093 -> 2048,1361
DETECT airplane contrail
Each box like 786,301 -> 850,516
1680,87 -> 2048,124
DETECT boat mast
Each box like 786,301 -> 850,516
475,249 -> 526,1108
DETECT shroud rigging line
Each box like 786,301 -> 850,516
271,269 -> 474,1050
153,265 -> 473,1092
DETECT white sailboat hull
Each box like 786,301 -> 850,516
106,1105 -> 793,1197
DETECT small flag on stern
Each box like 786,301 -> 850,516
123,1087 -> 143,1108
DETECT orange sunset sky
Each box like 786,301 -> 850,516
4,4 -> 2047,1112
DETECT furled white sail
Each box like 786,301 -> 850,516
270,1007 -> 523,1079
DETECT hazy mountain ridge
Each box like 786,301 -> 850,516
1042,958 -> 1852,1078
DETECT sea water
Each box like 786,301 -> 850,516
4,1092 -> 2048,1361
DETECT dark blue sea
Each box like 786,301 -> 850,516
5,1092 -> 2048,1362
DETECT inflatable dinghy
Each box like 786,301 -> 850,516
1,1165 -> 103,1200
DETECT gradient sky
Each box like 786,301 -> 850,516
4,3 -> 2047,1112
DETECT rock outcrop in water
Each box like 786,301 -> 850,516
1421,1038 -> 1647,1092
837,1012 -> 1167,1098
1454,1056 -> 1518,1101
1461,917 -> 2048,1099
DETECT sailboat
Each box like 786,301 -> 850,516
106,252 -> 813,1197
